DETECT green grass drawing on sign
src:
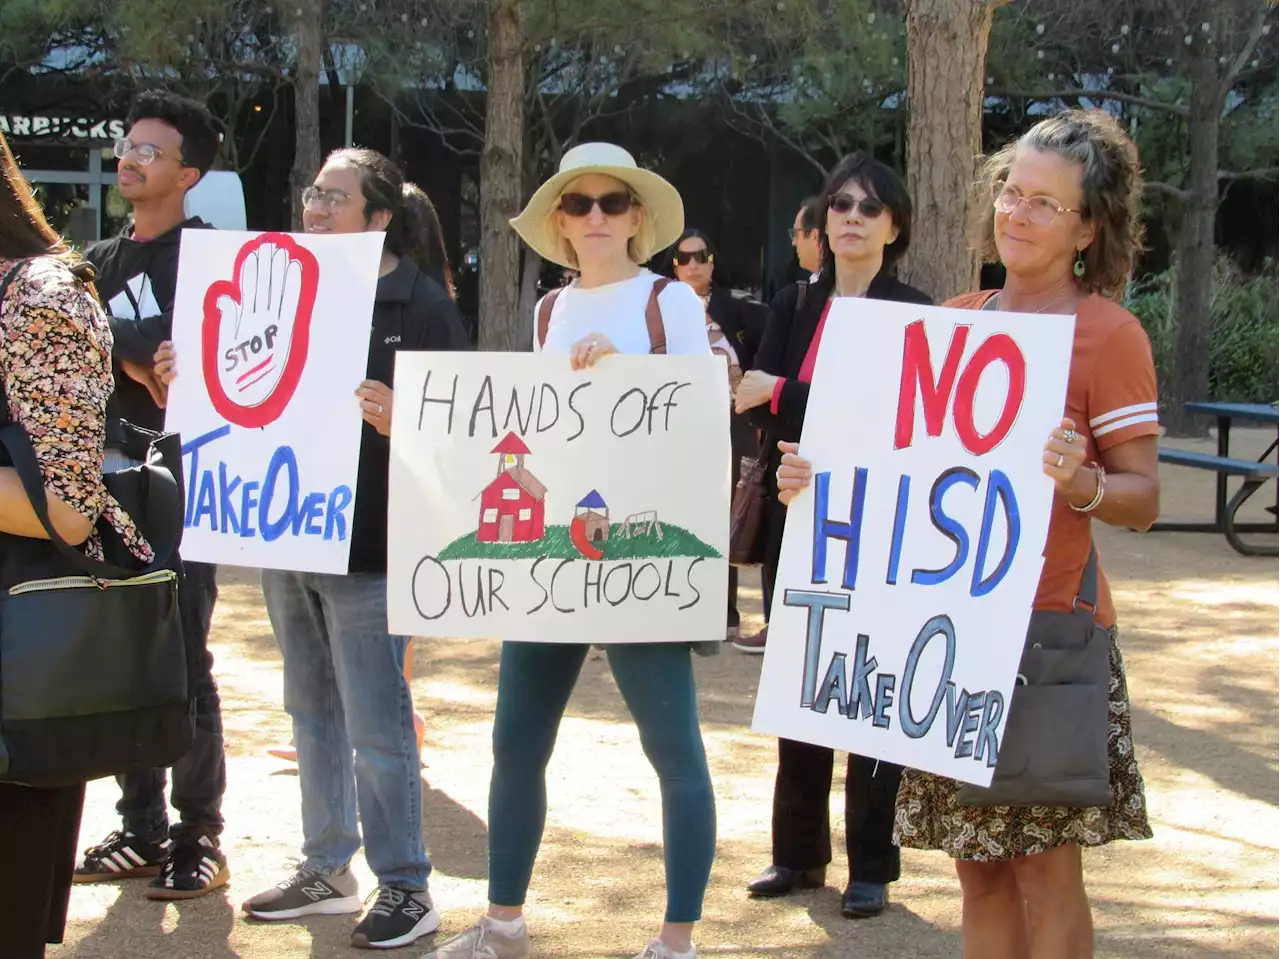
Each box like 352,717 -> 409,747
437,523 -> 722,561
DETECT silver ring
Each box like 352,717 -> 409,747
375,404 -> 383,415
1056,453 -> 1065,468
1063,429 -> 1078,444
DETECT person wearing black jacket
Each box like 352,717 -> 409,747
74,91 -> 232,902
733,152 -> 933,920
206,148 -> 470,951
664,228 -> 767,641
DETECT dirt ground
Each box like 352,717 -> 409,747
49,428 -> 1278,959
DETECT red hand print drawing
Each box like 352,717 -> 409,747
201,233 -> 320,428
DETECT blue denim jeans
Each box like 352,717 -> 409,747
261,570 -> 429,890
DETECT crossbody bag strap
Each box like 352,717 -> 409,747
536,288 -> 562,350
1073,542 -> 1100,619
795,281 -> 809,314
645,277 -> 673,354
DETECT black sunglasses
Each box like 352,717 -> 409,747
558,191 -> 634,217
828,193 -> 887,218
673,249 -> 713,266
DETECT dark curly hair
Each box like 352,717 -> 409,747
126,90 -> 221,178
975,109 -> 1145,300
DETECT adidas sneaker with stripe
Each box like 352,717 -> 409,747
74,830 -> 167,883
146,834 -> 230,900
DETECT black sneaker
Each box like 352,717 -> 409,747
73,830 -> 168,883
242,866 -> 362,920
351,886 -> 441,949
146,835 -> 230,900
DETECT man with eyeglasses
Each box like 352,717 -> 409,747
75,90 -> 231,902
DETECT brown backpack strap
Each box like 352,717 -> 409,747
645,277 -> 673,354
536,288 -> 563,349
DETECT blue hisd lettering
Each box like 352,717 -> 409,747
785,464 -> 1021,765
182,426 -> 353,542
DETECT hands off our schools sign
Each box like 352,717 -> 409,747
165,230 -> 384,573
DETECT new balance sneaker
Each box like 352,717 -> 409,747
351,886 -> 441,949
241,866 -> 362,920
420,917 -> 531,959
633,940 -> 696,959
73,830 -> 167,883
146,835 -> 230,900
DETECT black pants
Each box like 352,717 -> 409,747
116,561 -> 225,842
0,780 -> 86,957
771,738 -> 902,884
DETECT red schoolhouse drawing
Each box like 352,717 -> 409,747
477,432 -> 547,543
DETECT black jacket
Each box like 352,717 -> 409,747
706,286 -> 768,372
746,270 -> 933,572
747,271 -> 933,442
85,217 -> 212,430
348,257 -> 471,574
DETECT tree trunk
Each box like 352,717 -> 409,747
899,0 -> 1007,301
1165,29 -> 1221,438
518,247 -> 542,334
289,0 -> 323,231
478,0 -> 525,351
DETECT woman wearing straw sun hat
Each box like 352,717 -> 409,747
422,144 -> 716,959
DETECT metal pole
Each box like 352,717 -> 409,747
345,83 -> 354,147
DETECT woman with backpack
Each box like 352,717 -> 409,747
0,131 -> 158,957
424,143 -> 716,959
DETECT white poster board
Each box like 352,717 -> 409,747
751,299 -> 1074,786
387,352 -> 730,643
164,229 -> 383,573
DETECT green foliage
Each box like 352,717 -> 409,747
1128,258 -> 1279,406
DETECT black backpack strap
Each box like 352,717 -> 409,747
795,281 -> 809,315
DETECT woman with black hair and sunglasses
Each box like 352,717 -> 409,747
732,152 -> 932,920
666,229 -> 766,643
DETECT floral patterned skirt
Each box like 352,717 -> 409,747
893,631 -> 1152,861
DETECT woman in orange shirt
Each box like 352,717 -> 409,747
773,109 -> 1160,958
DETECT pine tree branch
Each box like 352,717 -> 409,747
991,88 -> 1189,116
1218,4 -> 1276,103
1218,168 -> 1279,182
1145,181 -> 1190,201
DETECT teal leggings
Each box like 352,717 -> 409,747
488,641 -> 716,922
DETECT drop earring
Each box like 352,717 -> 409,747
1073,250 -> 1086,278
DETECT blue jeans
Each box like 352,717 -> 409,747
261,570 -> 429,890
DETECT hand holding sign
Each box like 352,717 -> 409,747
201,233 -> 319,428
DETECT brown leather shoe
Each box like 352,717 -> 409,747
731,625 -> 767,654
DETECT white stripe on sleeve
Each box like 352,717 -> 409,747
1093,411 -> 1160,437
1090,401 -> 1158,429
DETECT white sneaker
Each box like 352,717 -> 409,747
419,916 -> 531,958
633,940 -> 695,959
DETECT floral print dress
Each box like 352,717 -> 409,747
0,255 -> 152,564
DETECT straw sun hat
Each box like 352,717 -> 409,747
509,142 -> 685,269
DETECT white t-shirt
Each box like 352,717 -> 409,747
533,270 -> 711,357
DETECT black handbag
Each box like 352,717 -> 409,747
0,261 -> 192,787
957,546 -> 1112,808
